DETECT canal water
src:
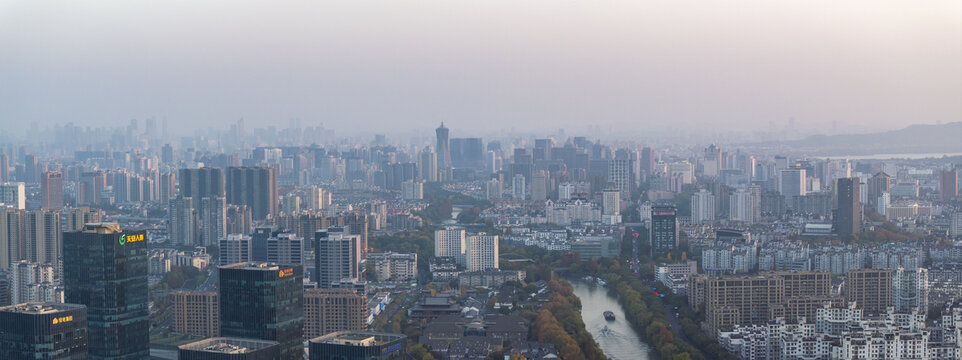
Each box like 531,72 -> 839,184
571,280 -> 653,360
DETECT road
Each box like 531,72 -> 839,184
197,268 -> 218,291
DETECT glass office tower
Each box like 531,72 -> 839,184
219,262 -> 304,360
0,302 -> 88,359
63,223 -> 149,360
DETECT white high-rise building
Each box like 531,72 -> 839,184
367,252 -> 418,282
168,195 -> 195,246
0,182 -> 25,209
218,234 -> 251,265
602,188 -> 620,217
485,151 -> 498,174
314,227 -> 363,288
877,192 -> 891,217
512,174 -> 526,200
266,232 -> 304,265
485,179 -> 502,200
779,168 -> 806,209
401,180 -> 423,200
558,183 -> 575,201
200,196 -> 226,247
435,227 -> 465,264
893,267 -> 928,315
691,189 -> 715,224
10,260 -> 57,303
465,233 -> 498,271
307,186 -> 331,210
729,187 -> 759,224
608,159 -> 633,192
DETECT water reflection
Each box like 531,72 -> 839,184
571,280 -> 652,360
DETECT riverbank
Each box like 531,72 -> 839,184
571,280 -> 652,360
599,264 -> 738,360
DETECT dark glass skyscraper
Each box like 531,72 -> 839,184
649,205 -> 678,257
942,169 -> 959,201
219,262 -> 304,360
835,177 -> 862,238
226,167 -> 278,221
179,167 -> 226,201
0,302 -> 88,359
435,123 -> 451,182
63,223 -> 149,360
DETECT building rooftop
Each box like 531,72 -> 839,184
178,337 -> 279,354
0,302 -> 85,314
81,223 -> 122,234
219,262 -> 282,270
311,331 -> 405,346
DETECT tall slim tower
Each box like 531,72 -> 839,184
942,169 -> 959,201
649,205 -> 678,257
867,172 -> 891,207
24,210 -> 60,265
436,123 -> 451,182
0,208 -> 24,268
691,189 -> 715,224
169,196 -> 196,246
40,171 -> 63,209
0,153 -> 8,182
79,171 -> 105,206
418,148 -> 438,182
201,197 -> 227,246
63,223 -> 149,360
835,177 -> 862,238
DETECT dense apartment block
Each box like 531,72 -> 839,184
705,275 -> 785,335
171,291 -> 219,338
845,268 -> 894,315
303,288 -> 368,339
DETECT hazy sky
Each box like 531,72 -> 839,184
1,0 -> 960,135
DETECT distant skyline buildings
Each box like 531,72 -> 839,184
436,123 -> 452,182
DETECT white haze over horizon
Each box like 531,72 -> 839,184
1,0 -> 960,136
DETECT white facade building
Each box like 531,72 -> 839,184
0,182 -> 25,209
465,233 -> 498,271
401,180 -> 424,200
691,189 -> 715,224
435,227 -> 466,264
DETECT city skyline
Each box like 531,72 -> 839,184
1,2 -> 961,359
2,1 -> 960,134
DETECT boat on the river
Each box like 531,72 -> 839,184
604,311 -> 615,321
601,325 -> 611,334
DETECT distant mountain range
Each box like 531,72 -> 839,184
754,122 -> 962,156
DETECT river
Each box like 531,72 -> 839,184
571,280 -> 653,360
